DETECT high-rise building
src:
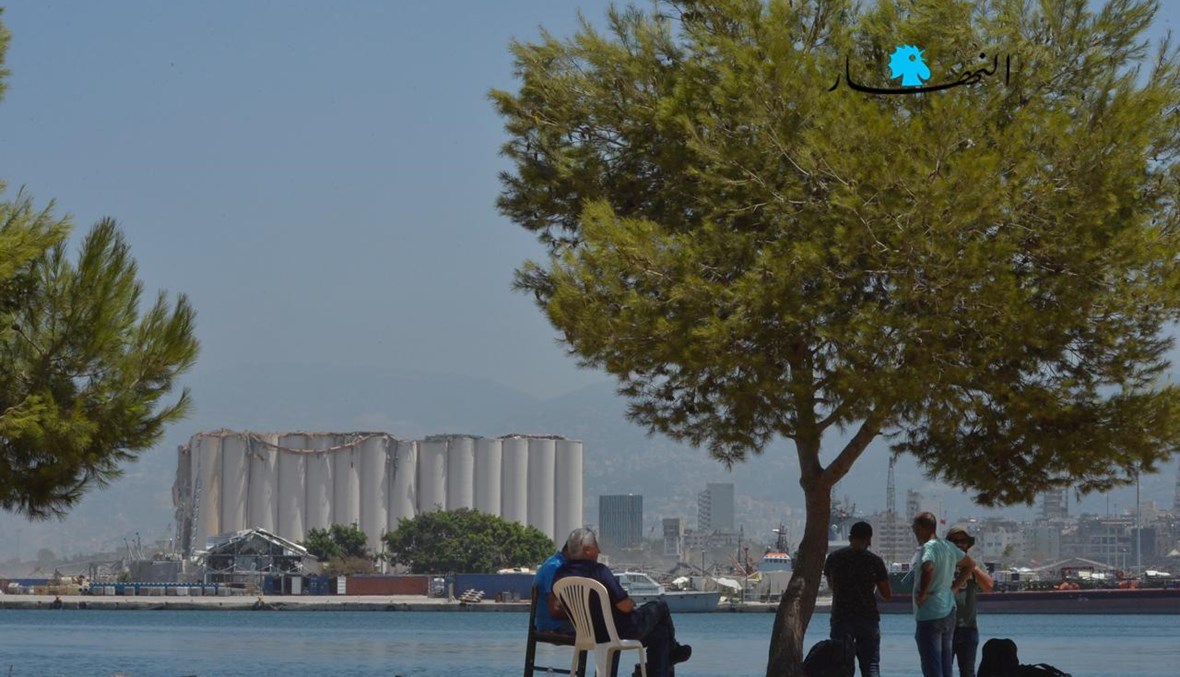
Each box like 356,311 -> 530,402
868,513 -> 914,566
1041,489 -> 1069,521
662,517 -> 684,557
698,482 -> 735,532
905,489 -> 923,522
599,494 -> 643,549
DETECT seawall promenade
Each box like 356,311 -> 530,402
0,593 -> 797,612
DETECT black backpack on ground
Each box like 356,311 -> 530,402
978,638 -> 1071,677
801,637 -> 855,677
978,638 -> 1021,677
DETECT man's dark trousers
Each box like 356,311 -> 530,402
622,599 -> 677,677
831,616 -> 881,677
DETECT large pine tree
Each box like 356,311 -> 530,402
492,1 -> 1180,673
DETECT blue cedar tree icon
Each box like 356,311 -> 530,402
889,45 -> 931,87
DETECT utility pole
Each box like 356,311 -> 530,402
886,457 -> 898,565
1135,469 -> 1141,576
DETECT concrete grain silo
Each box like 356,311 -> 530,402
417,439 -> 447,513
527,437 -> 557,541
473,437 -> 502,516
276,433 -> 308,540
445,436 -> 475,511
332,436 -> 362,529
554,439 -> 584,542
219,433 -> 249,533
193,433 -> 222,550
359,435 -> 389,552
500,436 -> 529,525
304,435 -> 335,532
388,439 -> 418,525
176,430 -> 583,556
247,433 -> 279,532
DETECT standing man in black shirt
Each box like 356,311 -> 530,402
823,521 -> 893,677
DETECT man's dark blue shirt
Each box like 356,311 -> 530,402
554,558 -> 633,641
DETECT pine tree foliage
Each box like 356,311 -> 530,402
0,17 -> 200,519
0,197 -> 200,519
492,1 -> 1180,673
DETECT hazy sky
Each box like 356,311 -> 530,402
1,0 -> 628,400
2,1 -> 1179,556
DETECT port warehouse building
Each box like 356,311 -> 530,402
173,430 -> 584,557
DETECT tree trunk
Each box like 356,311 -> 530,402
765,479 -> 832,676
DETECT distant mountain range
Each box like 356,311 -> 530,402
3,362 -> 1176,563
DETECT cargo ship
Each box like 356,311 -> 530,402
875,570 -> 1180,614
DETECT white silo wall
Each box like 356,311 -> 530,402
473,437 -> 503,516
359,435 -> 390,550
305,434 -> 336,532
333,438 -> 361,528
276,433 -> 308,542
500,436 -> 529,526
194,433 -> 222,550
554,439 -> 584,543
247,433 -> 279,533
445,437 -> 475,511
389,440 -> 418,525
417,439 -> 447,513
527,437 -> 557,540
219,433 -> 249,533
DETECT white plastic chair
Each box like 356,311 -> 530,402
553,576 -> 647,677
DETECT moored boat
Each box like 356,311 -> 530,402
617,571 -> 722,613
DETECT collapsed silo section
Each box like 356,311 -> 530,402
388,439 -> 418,526
554,439 -> 584,543
445,436 -> 475,511
247,433 -> 279,533
333,435 -> 362,529
173,442 -> 194,555
473,437 -> 502,517
417,438 -> 447,513
192,433 -> 222,551
304,433 -> 336,532
276,433 -> 308,543
359,434 -> 390,552
527,437 -> 557,541
500,436 -> 529,526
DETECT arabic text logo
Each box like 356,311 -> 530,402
888,45 -> 930,87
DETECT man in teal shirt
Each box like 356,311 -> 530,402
533,541 -> 573,634
907,512 -> 974,677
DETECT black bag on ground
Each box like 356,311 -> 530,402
978,638 -> 1021,677
801,637 -> 854,677
1016,664 -> 1072,677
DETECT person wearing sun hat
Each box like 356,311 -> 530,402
946,525 -> 994,677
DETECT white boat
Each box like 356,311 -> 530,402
616,571 -> 722,613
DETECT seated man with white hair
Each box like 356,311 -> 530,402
552,527 -> 692,677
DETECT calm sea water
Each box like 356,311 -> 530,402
0,609 -> 1175,677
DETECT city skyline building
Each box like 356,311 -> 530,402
599,494 -> 643,550
698,482 -> 735,532
1174,465 -> 1179,516
662,517 -> 683,558
1042,488 -> 1069,521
